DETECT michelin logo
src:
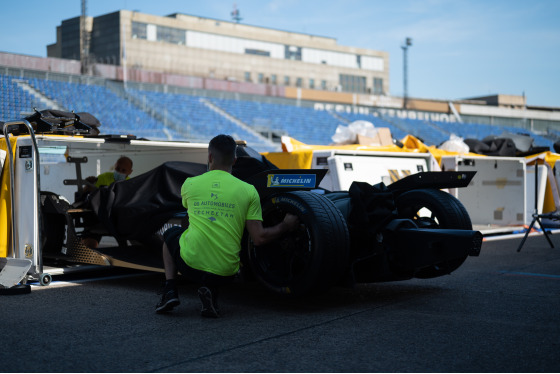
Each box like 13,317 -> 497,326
267,174 -> 316,188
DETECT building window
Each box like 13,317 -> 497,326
131,22 -> 147,39
356,55 -> 362,68
339,74 -> 367,93
258,73 -> 264,83
244,72 -> 251,82
156,25 -> 186,45
284,76 -> 290,86
321,80 -> 327,90
373,77 -> 383,95
245,49 -> 270,57
296,77 -> 302,87
285,45 -> 302,61
309,79 -> 315,89
271,74 -> 277,84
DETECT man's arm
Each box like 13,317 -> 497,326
246,213 -> 299,246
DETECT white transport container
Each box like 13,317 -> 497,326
441,155 -> 552,227
310,149 -> 438,191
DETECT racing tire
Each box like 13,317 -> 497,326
248,191 -> 350,296
395,188 -> 472,278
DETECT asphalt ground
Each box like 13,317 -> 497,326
2,233 -> 560,373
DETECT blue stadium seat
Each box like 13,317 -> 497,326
0,73 -> 556,151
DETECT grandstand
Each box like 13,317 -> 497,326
0,68 -> 558,153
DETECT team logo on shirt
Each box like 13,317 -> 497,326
267,174 -> 316,188
211,193 -> 219,200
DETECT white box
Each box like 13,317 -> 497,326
441,156 -> 547,226
311,150 -> 436,191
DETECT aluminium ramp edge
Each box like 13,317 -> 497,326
0,258 -> 32,288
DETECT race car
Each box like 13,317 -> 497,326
0,110 -> 482,296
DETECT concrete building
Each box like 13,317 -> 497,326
47,10 -> 390,95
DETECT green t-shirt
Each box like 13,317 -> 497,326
180,170 -> 262,276
95,171 -> 129,188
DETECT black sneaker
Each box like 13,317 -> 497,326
198,287 -> 219,318
155,288 -> 180,313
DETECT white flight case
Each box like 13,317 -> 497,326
441,155 -> 553,227
310,149 -> 438,191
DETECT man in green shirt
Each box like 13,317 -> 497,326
156,134 -> 299,317
95,156 -> 133,188
81,156 -> 134,248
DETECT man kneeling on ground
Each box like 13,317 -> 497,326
156,134 -> 299,317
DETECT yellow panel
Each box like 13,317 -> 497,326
263,150 -> 314,169
0,137 -> 17,258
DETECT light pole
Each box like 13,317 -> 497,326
402,37 -> 412,109
80,0 -> 90,75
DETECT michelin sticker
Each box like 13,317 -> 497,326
267,174 -> 316,188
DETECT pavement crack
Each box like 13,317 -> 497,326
149,306 -> 383,372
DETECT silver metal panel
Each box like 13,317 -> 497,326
13,138 -> 41,274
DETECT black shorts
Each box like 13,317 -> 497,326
163,226 -> 235,288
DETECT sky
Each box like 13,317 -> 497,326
1,0 -> 559,107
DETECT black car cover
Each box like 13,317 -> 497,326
88,146 -> 279,241
89,161 -> 207,241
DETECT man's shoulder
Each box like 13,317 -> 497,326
215,173 -> 258,194
227,173 -> 257,190
97,171 -> 114,182
183,171 -> 208,183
